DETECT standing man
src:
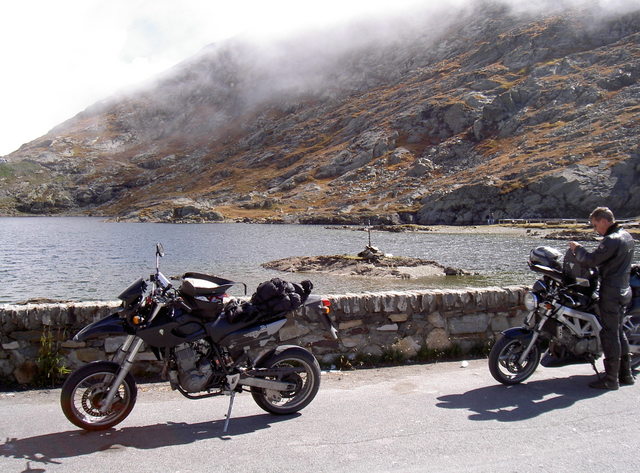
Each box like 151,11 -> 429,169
569,207 -> 635,390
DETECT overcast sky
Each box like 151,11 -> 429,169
0,0 -> 637,157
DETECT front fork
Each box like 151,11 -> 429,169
99,334 -> 144,413
517,309 -> 549,365
99,302 -> 166,412
518,332 -> 540,365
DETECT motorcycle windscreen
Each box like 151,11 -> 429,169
118,278 -> 147,305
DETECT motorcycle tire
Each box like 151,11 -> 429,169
60,361 -> 137,431
251,347 -> 321,415
488,335 -> 541,385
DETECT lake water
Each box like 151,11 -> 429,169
2,217 -> 634,304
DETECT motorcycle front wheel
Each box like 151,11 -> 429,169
251,348 -> 321,415
60,361 -> 137,431
488,336 -> 541,385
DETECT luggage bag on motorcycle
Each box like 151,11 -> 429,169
179,272 -> 241,318
529,246 -> 563,270
224,277 -> 313,324
250,277 -> 313,314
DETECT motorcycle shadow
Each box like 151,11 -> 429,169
435,374 -> 606,422
0,413 -> 299,466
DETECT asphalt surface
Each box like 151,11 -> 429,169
1,359 -> 638,473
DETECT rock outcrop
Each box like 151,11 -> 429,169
263,253 -> 469,279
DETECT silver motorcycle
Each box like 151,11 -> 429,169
489,246 -> 640,385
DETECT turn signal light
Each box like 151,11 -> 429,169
322,299 -> 331,314
132,315 -> 142,325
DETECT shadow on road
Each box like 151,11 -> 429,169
436,374 -> 607,421
0,413 -> 299,466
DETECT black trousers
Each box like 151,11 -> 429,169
599,286 -> 632,368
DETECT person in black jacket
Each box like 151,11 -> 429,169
569,207 -> 635,389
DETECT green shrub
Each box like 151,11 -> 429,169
34,327 -> 70,387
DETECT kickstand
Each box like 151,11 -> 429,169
223,390 -> 236,433
223,373 -> 240,433
590,359 -> 601,379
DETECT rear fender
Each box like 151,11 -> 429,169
253,345 -> 311,368
303,295 -> 338,340
74,312 -> 131,341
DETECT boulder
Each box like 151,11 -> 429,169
425,328 -> 452,350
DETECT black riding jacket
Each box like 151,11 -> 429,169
574,223 -> 635,290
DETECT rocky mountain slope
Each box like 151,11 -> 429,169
1,1 -> 640,224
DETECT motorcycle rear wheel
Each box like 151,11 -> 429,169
251,348 -> 321,415
488,336 -> 541,385
60,361 -> 137,431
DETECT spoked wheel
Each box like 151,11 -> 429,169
623,315 -> 640,369
60,361 -> 137,431
251,348 -> 321,415
488,336 -> 541,385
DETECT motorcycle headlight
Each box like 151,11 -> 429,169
524,292 -> 538,311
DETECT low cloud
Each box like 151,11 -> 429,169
1,0 -> 638,156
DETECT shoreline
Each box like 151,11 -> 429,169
327,223 -> 588,239
1,214 -> 637,240
329,222 -> 640,241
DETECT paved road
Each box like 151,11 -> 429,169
1,359 -> 638,473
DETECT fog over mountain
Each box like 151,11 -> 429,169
1,0 -> 639,224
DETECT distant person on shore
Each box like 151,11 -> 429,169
569,207 -> 635,389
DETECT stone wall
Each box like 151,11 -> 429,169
0,286 -> 528,388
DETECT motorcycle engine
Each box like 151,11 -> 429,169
170,340 -> 217,393
555,327 -> 598,356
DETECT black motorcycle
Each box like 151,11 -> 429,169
488,246 -> 640,385
60,243 -> 338,431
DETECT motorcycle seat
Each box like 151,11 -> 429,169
179,272 -> 237,297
